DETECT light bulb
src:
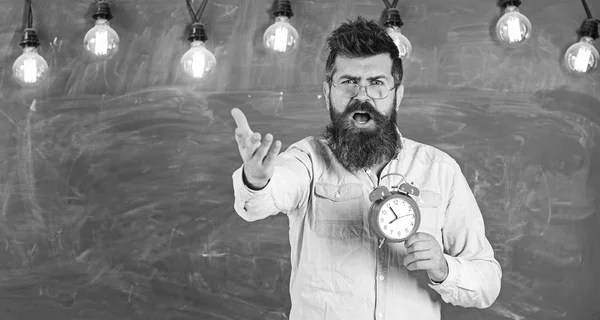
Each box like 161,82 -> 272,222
564,36 -> 599,74
180,40 -> 217,81
84,19 -> 120,60
495,5 -> 532,46
263,16 -> 299,56
386,26 -> 412,60
13,28 -> 49,88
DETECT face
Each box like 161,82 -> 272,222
322,53 -> 405,172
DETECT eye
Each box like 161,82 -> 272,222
340,79 -> 357,84
371,80 -> 384,86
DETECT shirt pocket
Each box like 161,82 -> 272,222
311,183 -> 364,240
416,190 -> 442,239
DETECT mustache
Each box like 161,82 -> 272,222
343,100 -> 379,116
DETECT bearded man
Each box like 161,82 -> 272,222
230,16 -> 501,320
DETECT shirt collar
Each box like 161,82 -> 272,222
393,125 -> 404,159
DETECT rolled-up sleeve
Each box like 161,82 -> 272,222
429,162 -> 502,308
232,144 -> 312,222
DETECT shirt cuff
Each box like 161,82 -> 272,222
232,165 -> 270,199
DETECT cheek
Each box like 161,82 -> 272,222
375,102 -> 394,118
329,94 -> 349,113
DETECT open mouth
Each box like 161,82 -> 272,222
352,111 -> 372,125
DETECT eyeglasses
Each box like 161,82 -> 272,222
330,81 -> 398,100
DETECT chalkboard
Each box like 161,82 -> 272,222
0,0 -> 599,319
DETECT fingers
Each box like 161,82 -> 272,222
235,128 -> 254,148
404,232 -> 434,249
403,233 -> 446,276
252,133 -> 281,164
235,130 -> 258,158
253,133 -> 274,160
232,108 -> 256,158
263,139 -> 282,166
405,259 -> 437,272
404,250 -> 433,267
406,241 -> 430,254
231,108 -> 252,134
231,108 -> 282,170
250,132 -> 261,148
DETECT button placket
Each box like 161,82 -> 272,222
374,241 -> 389,320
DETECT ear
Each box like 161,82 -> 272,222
394,84 -> 405,112
323,81 -> 331,111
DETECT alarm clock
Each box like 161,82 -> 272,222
368,182 -> 421,243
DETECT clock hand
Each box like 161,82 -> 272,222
389,207 -> 399,219
390,213 -> 413,224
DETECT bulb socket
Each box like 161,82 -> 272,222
580,19 -> 599,39
20,28 -> 40,48
498,0 -> 521,8
273,0 -> 294,18
188,22 -> 208,42
92,0 -> 113,20
383,8 -> 404,28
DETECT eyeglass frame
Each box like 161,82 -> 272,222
328,79 -> 400,100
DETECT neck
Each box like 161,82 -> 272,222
369,158 -> 391,178
369,144 -> 402,178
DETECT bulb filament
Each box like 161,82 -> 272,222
23,58 -> 38,84
574,46 -> 592,72
95,29 -> 109,56
273,26 -> 289,52
507,17 -> 522,43
192,51 -> 206,78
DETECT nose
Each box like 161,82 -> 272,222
354,85 -> 370,101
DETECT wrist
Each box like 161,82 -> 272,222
242,168 -> 269,190
430,258 -> 449,283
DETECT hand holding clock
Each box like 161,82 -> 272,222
403,232 -> 449,283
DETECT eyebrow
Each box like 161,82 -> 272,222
337,74 -> 390,81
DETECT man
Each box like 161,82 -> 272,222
231,17 -> 501,320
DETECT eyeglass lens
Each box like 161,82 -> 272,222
338,84 -> 389,99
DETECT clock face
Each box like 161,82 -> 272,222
377,197 -> 418,240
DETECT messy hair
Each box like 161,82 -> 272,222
325,16 -> 403,85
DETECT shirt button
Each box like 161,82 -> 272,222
377,313 -> 383,318
366,169 -> 372,174
378,275 -> 384,281
335,192 -> 341,199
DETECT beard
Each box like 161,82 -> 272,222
322,95 -> 400,172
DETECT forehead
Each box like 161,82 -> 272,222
332,53 -> 393,80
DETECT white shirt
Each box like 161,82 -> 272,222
232,135 -> 502,320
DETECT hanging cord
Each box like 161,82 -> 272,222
20,0 -> 39,47
185,0 -> 209,42
27,0 -> 33,28
381,0 -> 400,9
579,0 -> 599,39
186,0 -> 209,23
382,0 -> 403,27
581,0 -> 593,19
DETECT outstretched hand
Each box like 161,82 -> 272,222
231,108 -> 282,189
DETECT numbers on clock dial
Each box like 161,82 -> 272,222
379,197 -> 417,239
